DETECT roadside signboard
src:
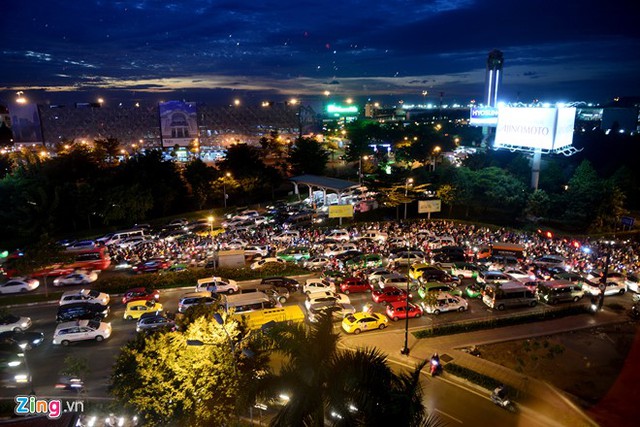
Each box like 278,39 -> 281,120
418,200 -> 441,214
621,216 -> 635,228
328,204 -> 354,218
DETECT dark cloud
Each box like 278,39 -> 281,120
1,0 -> 638,105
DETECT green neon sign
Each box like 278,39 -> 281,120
326,104 -> 358,114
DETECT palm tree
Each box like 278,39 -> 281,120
256,314 -> 440,427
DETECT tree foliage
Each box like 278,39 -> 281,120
289,137 -> 330,175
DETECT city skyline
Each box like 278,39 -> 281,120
1,0 -> 639,107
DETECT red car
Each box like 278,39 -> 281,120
371,286 -> 411,304
122,287 -> 160,305
340,278 -> 371,294
132,259 -> 171,273
386,301 -> 423,321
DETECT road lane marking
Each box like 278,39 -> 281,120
434,408 -> 463,424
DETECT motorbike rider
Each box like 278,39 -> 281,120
493,384 -> 507,400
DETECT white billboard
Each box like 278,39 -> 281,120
418,200 -> 441,214
494,107 -> 576,150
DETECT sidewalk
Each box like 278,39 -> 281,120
341,310 -> 625,427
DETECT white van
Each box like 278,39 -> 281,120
103,229 -> 146,246
221,292 -> 277,314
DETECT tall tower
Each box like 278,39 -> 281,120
485,49 -> 503,107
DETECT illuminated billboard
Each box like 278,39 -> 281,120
9,103 -> 43,144
470,106 -> 498,126
159,101 -> 198,148
326,104 -> 358,116
494,107 -> 576,151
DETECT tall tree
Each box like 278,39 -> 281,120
183,159 -> 215,210
289,137 -> 330,175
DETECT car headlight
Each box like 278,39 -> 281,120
20,322 -> 28,328
34,338 -> 43,344
8,361 -> 21,367
14,374 -> 28,382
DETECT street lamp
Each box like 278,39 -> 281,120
16,91 -> 27,104
223,172 -> 231,208
404,178 -> 413,220
358,155 -> 369,185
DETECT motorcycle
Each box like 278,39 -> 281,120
490,391 -> 517,413
631,302 -> 640,319
55,376 -> 84,392
429,355 -> 441,377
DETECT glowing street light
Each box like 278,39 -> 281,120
323,90 -> 331,97
404,178 -> 413,220
346,98 -> 353,104
358,155 -> 369,185
207,215 -> 214,235
233,99 -> 240,107
289,98 -> 298,105
16,91 -> 27,104
97,97 -> 104,105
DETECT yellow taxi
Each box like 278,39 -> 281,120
124,300 -> 163,320
341,312 -> 388,334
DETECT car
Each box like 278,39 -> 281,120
276,247 -> 311,262
303,256 -> 331,270
196,277 -> 239,294
504,268 -> 536,282
450,262 -> 485,279
477,270 -> 512,285
250,257 -> 286,270
367,268 -> 393,284
358,231 -> 388,242
272,231 -> 301,242
584,270 -> 627,287
0,331 -> 45,350
244,245 -> 270,258
465,283 -> 485,299
167,218 -> 188,227
0,315 -> 32,333
305,291 -> 351,310
0,278 -> 39,294
344,254 -> 383,269
118,236 -> 149,249
303,279 -> 336,294
408,263 -> 442,280
625,274 -> 640,293
326,229 -> 350,241
132,259 -> 171,273
553,271 -> 586,282
226,238 -> 249,249
339,278 -> 372,294
580,280 -> 626,296
260,277 -> 301,293
390,251 -> 427,266
341,312 -> 389,334
136,313 -> 176,333
56,302 -> 109,322
371,286 -> 410,304
59,289 -> 110,306
417,282 -> 462,299
385,301 -> 423,321
52,320 -> 112,345
379,274 -> 415,291
52,271 -> 99,287
178,291 -> 220,313
122,287 -> 160,305
421,293 -> 469,315
0,344 -> 30,387
124,300 -> 164,320
307,303 -> 356,323
431,252 -> 466,268
532,255 -> 566,269
65,240 -> 97,251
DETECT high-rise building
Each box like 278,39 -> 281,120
485,49 -> 504,107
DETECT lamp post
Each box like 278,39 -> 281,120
207,215 -> 214,236
404,178 -> 413,220
401,240 -> 411,355
358,155 -> 368,185
223,172 -> 231,208
431,146 -> 441,172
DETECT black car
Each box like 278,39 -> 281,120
0,331 -> 45,350
56,302 -> 109,322
260,277 -> 300,292
136,313 -> 176,333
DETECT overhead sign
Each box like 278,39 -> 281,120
328,204 -> 354,218
470,106 -> 499,126
418,200 -> 441,214
494,107 -> 576,151
621,216 -> 635,227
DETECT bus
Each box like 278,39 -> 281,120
476,243 -> 526,261
232,305 -> 305,330
66,247 -> 111,271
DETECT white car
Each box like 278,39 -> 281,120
625,274 -> 639,293
0,315 -> 32,333
532,255 -> 566,269
272,231 -> 300,242
244,245 -> 270,258
420,293 -> 469,315
303,256 -> 331,270
389,251 -> 427,266
359,231 -> 388,242
304,291 -> 351,310
324,243 -> 358,257
52,319 -> 112,345
380,274 -> 413,290
368,268 -> 393,285
477,271 -> 512,285
303,279 -> 336,294
65,240 -> 97,251
0,278 -> 40,294
226,239 -> 249,250
118,236 -> 149,248
59,289 -> 110,306
53,271 -> 99,287
326,229 -> 350,241
581,280 -> 627,296
504,268 -> 536,282
250,257 -> 286,270
196,277 -> 239,294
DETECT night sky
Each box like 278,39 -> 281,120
1,0 -> 638,107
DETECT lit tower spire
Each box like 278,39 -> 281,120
485,49 -> 503,107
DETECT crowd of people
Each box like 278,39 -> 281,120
105,217 -> 640,278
